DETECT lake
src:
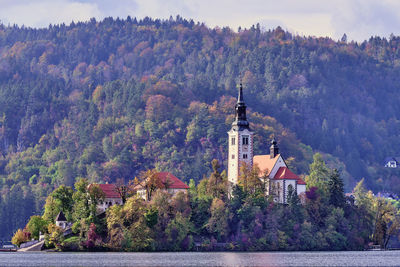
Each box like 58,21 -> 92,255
1,251 -> 400,266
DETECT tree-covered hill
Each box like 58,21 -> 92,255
1,16 -> 400,240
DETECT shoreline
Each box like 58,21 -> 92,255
18,248 -> 388,253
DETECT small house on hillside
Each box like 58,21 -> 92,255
376,192 -> 399,201
89,184 -> 122,213
55,211 -> 69,229
384,157 -> 400,168
135,172 -> 189,201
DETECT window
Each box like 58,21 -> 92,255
243,154 -> 248,159
231,154 -> 235,159
231,137 -> 235,145
242,136 -> 249,145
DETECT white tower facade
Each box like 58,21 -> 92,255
227,84 -> 253,185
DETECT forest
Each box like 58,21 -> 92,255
11,156 -> 400,251
1,16 -> 400,241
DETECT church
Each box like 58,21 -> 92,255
227,84 -> 306,203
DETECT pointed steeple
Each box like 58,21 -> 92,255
238,82 -> 244,103
270,138 -> 279,158
228,81 -> 254,187
232,83 -> 250,130
55,211 -> 67,222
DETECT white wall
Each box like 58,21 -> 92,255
227,130 -> 239,185
227,129 -> 253,185
137,188 -> 187,200
97,197 -> 122,213
297,184 -> 306,195
270,179 -> 302,203
56,221 -> 66,229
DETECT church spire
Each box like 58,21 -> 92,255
270,138 -> 279,158
238,82 -> 244,103
232,83 -> 250,130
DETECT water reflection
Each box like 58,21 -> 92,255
223,252 -> 279,267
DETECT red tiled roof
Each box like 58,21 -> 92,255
297,177 -> 306,185
253,154 -> 280,176
135,172 -> 189,190
274,167 -> 306,185
156,172 -> 189,189
274,167 -> 299,180
95,184 -> 121,198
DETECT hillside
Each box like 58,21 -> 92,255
1,16 -> 400,239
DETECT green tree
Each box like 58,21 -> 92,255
238,163 -> 263,195
353,178 -> 370,207
207,159 -> 227,199
51,185 -> 74,220
123,196 -> 154,251
72,178 -> 90,222
87,184 -> 105,217
43,195 -> 62,223
46,224 -> 65,251
26,215 -> 48,240
306,153 -> 330,199
165,212 -> 193,251
206,198 -> 229,241
373,198 -> 400,249
287,184 -> 304,222
328,169 -> 345,208
106,204 -> 124,249
144,207 -> 158,228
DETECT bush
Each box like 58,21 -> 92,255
46,224 -> 65,251
62,236 -> 80,251
11,229 -> 29,247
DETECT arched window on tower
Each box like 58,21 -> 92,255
242,136 -> 249,145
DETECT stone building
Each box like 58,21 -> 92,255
227,84 -> 306,203
135,172 -> 189,201
91,184 -> 123,213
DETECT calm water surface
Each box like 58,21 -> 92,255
1,251 -> 400,267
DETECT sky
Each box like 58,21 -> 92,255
1,0 -> 400,42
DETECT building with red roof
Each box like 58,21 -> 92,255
251,140 -> 307,203
227,85 -> 306,204
89,183 -> 122,213
136,172 -> 189,201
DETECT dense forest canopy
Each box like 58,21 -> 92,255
1,16 -> 400,240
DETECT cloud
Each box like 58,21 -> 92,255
0,0 -> 400,41
331,0 -> 400,41
77,0 -> 138,18
0,0 -> 101,27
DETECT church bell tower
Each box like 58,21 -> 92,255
227,83 -> 254,185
